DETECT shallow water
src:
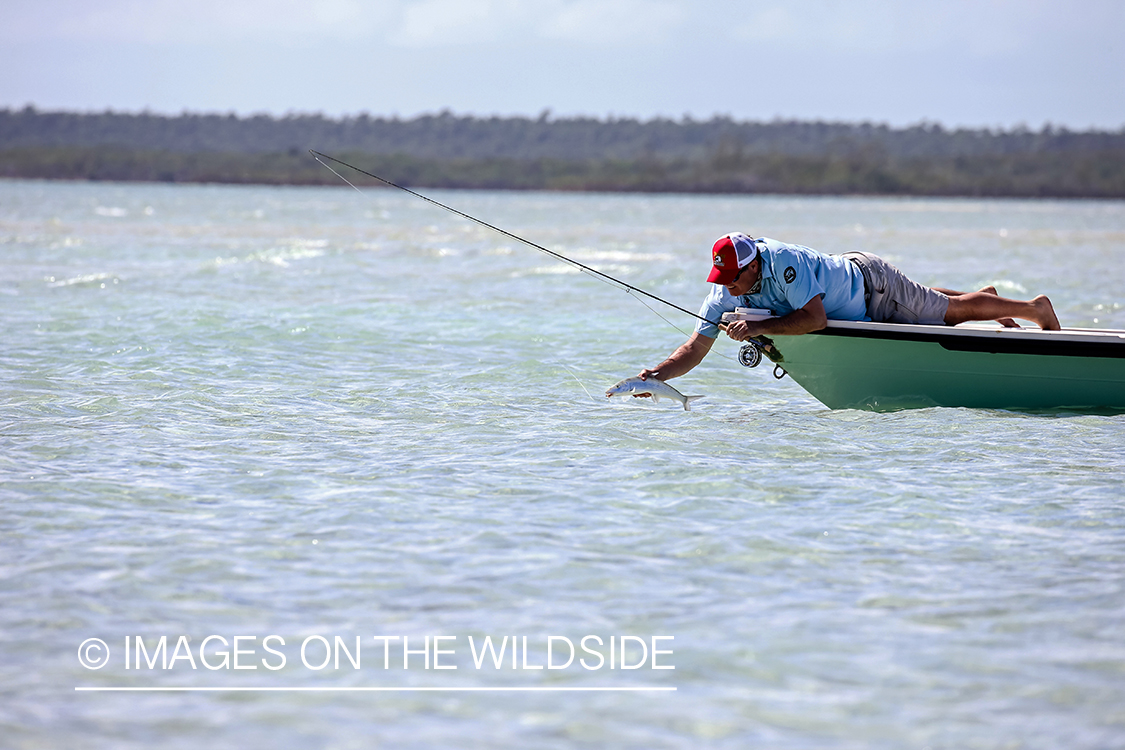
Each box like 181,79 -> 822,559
2,179 -> 1124,748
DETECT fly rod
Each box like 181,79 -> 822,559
309,150 -> 720,329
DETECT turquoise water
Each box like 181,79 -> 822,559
2,179 -> 1124,748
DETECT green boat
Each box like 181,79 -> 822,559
723,309 -> 1125,412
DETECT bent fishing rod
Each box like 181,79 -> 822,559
309,150 -> 721,329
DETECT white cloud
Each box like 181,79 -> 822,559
539,0 -> 683,44
723,0 -> 1110,57
386,0 -> 684,48
6,0 -> 688,48
2,0 -> 395,44
390,0 -> 523,47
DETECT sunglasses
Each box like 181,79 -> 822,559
731,252 -> 758,283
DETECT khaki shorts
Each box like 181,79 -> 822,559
840,252 -> 949,325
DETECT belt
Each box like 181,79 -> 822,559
845,255 -> 872,308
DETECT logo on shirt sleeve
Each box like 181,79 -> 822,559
783,266 -> 797,284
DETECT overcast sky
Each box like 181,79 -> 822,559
3,0 -> 1123,129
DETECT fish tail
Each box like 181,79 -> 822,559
683,395 -> 704,411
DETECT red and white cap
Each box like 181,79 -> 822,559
706,233 -> 758,285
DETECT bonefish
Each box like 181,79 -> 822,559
605,377 -> 703,411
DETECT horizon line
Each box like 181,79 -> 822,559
76,686 -> 677,692
5,104 -> 1121,134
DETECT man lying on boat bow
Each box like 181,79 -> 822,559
638,233 -> 1061,384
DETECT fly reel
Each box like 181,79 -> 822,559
738,341 -> 764,368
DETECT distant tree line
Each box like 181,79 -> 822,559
1,107 -> 1123,197
4,105 -> 1123,159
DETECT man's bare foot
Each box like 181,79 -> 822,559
1033,295 -> 1061,330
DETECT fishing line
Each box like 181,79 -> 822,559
557,363 -> 599,402
309,150 -> 722,330
315,156 -> 367,196
628,290 -> 739,362
631,293 -> 690,335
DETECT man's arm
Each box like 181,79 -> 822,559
722,294 -> 827,341
638,331 -> 715,382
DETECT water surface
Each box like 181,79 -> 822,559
2,180 -> 1124,748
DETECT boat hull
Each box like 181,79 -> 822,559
725,311 -> 1125,411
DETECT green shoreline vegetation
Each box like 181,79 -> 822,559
2,107 -> 1123,197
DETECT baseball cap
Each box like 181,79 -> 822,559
706,233 -> 758,285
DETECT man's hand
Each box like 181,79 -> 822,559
723,320 -> 760,342
633,332 -> 715,398
723,296 -> 828,339
632,368 -> 660,398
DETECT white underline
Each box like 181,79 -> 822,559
75,686 -> 676,692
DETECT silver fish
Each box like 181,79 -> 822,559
605,377 -> 704,411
